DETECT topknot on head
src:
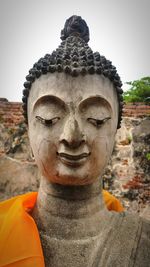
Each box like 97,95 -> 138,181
22,15 -> 123,128
60,15 -> 90,43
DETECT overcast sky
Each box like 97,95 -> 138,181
0,0 -> 149,102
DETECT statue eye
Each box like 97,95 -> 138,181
87,117 -> 111,128
35,116 -> 60,126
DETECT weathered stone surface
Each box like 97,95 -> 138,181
103,117 -> 150,213
0,155 -> 39,200
31,179 -> 150,267
140,205 -> 150,220
38,213 -> 150,267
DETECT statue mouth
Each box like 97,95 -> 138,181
57,152 -> 90,167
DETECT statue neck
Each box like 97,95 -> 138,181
32,178 -> 110,239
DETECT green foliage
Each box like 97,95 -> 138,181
123,77 -> 150,103
146,153 -> 150,161
127,134 -> 132,144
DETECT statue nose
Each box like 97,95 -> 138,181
60,117 -> 85,148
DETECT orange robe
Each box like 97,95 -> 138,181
0,191 -> 124,267
103,190 -> 124,212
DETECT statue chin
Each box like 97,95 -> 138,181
37,151 -> 107,186
41,165 -> 100,186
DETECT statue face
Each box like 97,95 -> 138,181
28,73 -> 118,185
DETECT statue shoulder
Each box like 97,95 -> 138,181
131,214 -> 150,267
96,212 -> 150,267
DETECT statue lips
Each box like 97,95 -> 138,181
57,152 -> 90,167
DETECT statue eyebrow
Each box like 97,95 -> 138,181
78,96 -> 112,111
33,95 -> 67,111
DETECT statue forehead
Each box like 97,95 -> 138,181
28,72 -> 118,107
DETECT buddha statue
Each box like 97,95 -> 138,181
0,15 -> 149,267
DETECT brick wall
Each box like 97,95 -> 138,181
123,102 -> 150,117
0,98 -> 24,127
0,99 -> 150,128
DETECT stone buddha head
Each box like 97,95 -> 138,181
22,15 -> 123,186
